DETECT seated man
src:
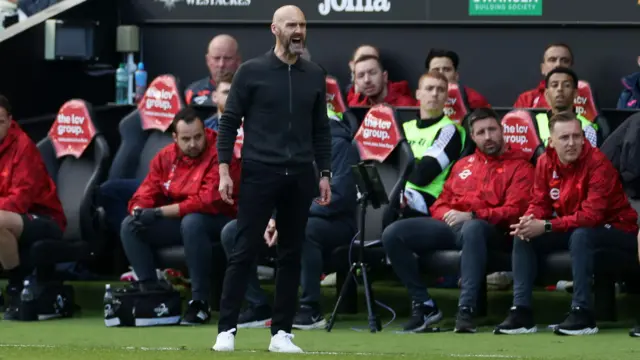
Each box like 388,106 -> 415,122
346,44 -> 380,95
401,71 -> 464,216
0,95 -> 66,320
382,108 -> 534,333
514,43 -> 574,108
425,48 -> 490,109
348,55 -> 417,107
98,75 -> 232,236
220,109 -> 358,329
204,72 -> 234,131
120,107 -> 240,325
534,67 -> 597,147
185,34 -> 240,106
496,111 -> 638,336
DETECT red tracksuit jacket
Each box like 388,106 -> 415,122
526,142 -> 638,234
513,80 -> 547,108
0,121 -> 66,231
347,80 -> 418,107
430,147 -> 535,231
128,128 -> 240,218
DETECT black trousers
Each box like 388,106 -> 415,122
217,160 -> 316,336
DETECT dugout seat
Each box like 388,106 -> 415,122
331,104 -> 415,313
31,99 -> 110,281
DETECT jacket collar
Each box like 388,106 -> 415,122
267,47 -> 306,71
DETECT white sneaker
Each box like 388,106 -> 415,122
212,328 -> 236,352
268,330 -> 303,353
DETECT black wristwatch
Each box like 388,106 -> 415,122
319,170 -> 332,180
544,220 -> 552,233
470,211 -> 477,219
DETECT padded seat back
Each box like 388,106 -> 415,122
501,109 -> 544,165
108,75 -> 184,180
444,83 -> 470,125
326,75 -> 359,136
353,104 -> 414,241
576,80 -> 611,141
37,99 -> 110,242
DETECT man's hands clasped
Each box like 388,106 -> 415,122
131,207 -> 162,233
510,214 -> 546,241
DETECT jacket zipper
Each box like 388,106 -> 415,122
286,64 -> 293,173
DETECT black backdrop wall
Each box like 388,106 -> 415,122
142,24 -> 640,108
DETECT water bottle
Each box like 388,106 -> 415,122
103,283 -> 121,326
115,63 -> 128,105
19,280 -> 38,321
134,62 -> 148,103
103,284 -> 113,305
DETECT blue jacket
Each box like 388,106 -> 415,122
309,119 -> 359,224
204,114 -> 219,131
617,72 -> 640,109
18,0 -> 57,16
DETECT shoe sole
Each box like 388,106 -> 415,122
292,319 -> 327,330
211,346 -> 234,352
238,318 -> 272,329
268,345 -> 303,353
629,331 -> 640,337
493,326 -> 538,335
454,327 -> 477,333
553,327 -> 599,336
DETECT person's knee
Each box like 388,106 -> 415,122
568,227 -> 596,251
180,214 -> 209,242
220,220 -> 238,251
381,221 -> 403,249
119,216 -> 137,241
460,219 -> 492,243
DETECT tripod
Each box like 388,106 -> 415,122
326,162 -> 388,333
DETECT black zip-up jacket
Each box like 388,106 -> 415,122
217,48 -> 332,172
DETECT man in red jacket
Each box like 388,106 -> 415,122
348,54 -> 417,107
425,48 -> 490,109
0,95 -> 66,320
513,43 -> 574,108
381,108 -> 534,333
496,111 -> 638,336
121,107 -> 240,325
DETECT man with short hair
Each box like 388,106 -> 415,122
204,72 -> 234,131
382,108 -> 534,333
120,107 -> 240,326
425,48 -> 490,109
185,34 -> 241,106
0,95 -> 66,320
534,67 -> 598,147
514,43 -> 574,108
220,107 -> 358,330
496,112 -> 638,336
348,54 -> 417,107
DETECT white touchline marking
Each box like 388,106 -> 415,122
448,355 -> 521,359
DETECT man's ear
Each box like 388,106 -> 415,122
211,90 -> 218,104
383,70 -> 388,83
172,132 -> 178,143
544,88 -> 552,106
540,62 -> 545,77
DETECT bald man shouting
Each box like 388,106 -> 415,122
185,34 -> 241,105
213,5 -> 331,353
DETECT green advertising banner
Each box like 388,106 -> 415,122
468,0 -> 543,16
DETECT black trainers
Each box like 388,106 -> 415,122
3,285 -> 21,321
553,307 -> 598,336
293,304 -> 326,330
494,306 -> 537,335
454,306 -> 477,333
180,300 -> 211,325
237,304 -> 272,329
630,324 -> 640,337
402,301 -> 443,332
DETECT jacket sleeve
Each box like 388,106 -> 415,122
429,163 -> 459,220
310,136 -> 358,217
475,162 -> 535,226
128,154 -> 166,213
312,72 -> 332,172
549,158 -> 613,232
217,63 -> 250,165
407,125 -> 462,187
0,142 -> 47,214
525,156 -> 554,220
466,88 -> 491,109
177,155 -> 239,217
513,92 -> 533,108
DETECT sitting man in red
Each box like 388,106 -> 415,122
348,54 -> 417,107
121,107 -> 240,326
0,95 -> 66,320
513,43 -> 574,108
